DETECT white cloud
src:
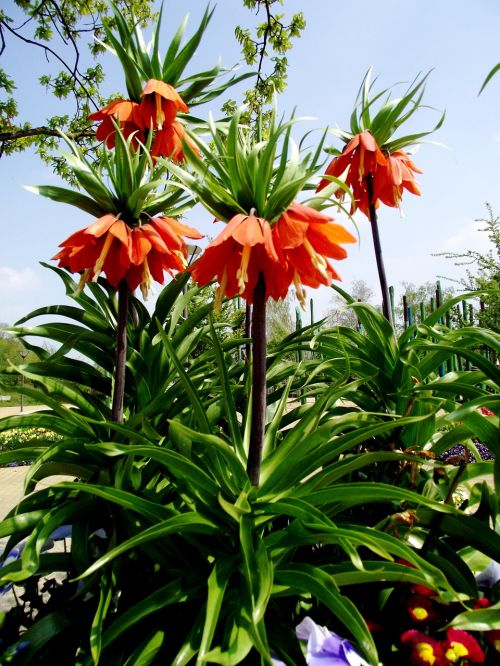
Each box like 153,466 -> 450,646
443,220 -> 492,253
0,266 -> 41,292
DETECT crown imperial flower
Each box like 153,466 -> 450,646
53,214 -> 202,298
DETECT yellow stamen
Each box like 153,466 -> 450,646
155,93 -> 164,129
236,246 -> 251,294
445,643 -> 468,662
293,271 -> 306,310
415,642 -> 436,665
92,233 -> 115,280
215,268 -> 228,310
174,249 -> 187,267
412,607 -> 429,621
140,257 -> 153,300
358,144 -> 365,181
303,238 -> 328,278
77,268 -> 93,292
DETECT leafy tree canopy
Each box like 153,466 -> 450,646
0,0 -> 154,173
222,0 -> 305,128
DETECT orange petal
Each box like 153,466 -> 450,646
129,228 -> 152,265
141,79 -> 189,112
231,215 -> 266,247
155,216 -> 204,240
85,214 -> 120,238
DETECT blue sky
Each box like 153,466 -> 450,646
1,0 -> 500,324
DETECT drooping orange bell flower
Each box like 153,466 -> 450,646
53,213 -> 203,298
317,130 -> 387,217
89,100 -> 144,149
272,202 -> 356,307
137,79 -> 189,130
190,213 -> 289,305
373,149 -> 422,209
151,121 -> 200,161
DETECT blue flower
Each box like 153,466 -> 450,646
296,617 -> 370,666
0,543 -> 25,596
476,560 -> 500,589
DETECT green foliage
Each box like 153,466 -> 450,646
0,268 -> 499,664
326,279 -> 375,329
266,293 -> 294,345
26,130 -> 192,222
437,203 -> 500,335
329,68 -> 445,153
0,0 -> 156,170
166,104 -> 331,224
223,1 -> 306,129
100,2 -> 253,106
396,280 -> 455,331
0,0 -> 251,180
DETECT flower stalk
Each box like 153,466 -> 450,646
111,279 -> 129,423
246,272 -> 267,486
366,174 -> 393,325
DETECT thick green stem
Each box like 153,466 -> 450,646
246,273 -> 267,486
366,174 -> 393,325
111,280 -> 129,423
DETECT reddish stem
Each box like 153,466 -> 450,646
366,173 -> 393,325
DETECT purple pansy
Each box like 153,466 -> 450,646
296,617 -> 370,666
476,560 -> 500,589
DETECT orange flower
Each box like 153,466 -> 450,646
53,213 -> 203,297
137,79 -> 189,130
272,202 -> 356,307
373,149 -> 422,209
317,130 -> 387,216
151,121 -> 199,161
190,213 -> 288,305
191,205 -> 355,306
89,100 -> 144,149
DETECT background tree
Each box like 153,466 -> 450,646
222,0 -> 305,128
437,203 -> 500,333
266,292 -> 294,345
326,279 -> 375,328
395,280 -> 455,330
0,0 -> 155,175
0,333 -> 37,392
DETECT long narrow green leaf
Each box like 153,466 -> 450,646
275,565 -> 378,665
77,514 -> 219,580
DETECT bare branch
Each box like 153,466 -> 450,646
0,126 -> 94,142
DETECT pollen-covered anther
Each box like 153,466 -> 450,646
303,238 -> 329,278
155,94 -> 165,129
92,233 -> 115,279
293,271 -> 307,309
140,257 -> 154,300
237,246 -> 251,294
173,249 -> 187,266
215,269 -> 228,311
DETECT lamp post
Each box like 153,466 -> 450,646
19,349 -> 28,413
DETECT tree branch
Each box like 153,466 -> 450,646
0,15 -> 99,110
0,126 -> 95,143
